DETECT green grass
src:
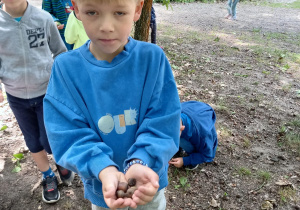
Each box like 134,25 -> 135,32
236,167 -> 252,176
279,119 -> 300,156
257,170 -> 272,182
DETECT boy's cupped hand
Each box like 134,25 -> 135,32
125,164 -> 159,206
99,166 -> 137,209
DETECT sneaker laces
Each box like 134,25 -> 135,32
43,177 -> 57,192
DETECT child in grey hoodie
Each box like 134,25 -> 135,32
0,0 -> 73,203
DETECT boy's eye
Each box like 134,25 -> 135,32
87,11 -> 96,16
115,12 -> 125,16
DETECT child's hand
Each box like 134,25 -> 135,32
99,166 -> 137,209
55,22 -> 64,30
169,157 -> 184,168
125,164 -> 159,206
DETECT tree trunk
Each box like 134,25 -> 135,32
134,0 -> 152,42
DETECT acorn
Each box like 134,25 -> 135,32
116,190 -> 125,198
128,178 -> 136,187
117,182 -> 128,192
125,186 -> 137,198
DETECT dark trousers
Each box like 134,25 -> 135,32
6,93 -> 52,154
150,21 -> 157,44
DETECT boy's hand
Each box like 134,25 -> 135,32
0,90 -> 4,103
99,166 -> 137,209
125,164 -> 159,206
169,157 -> 184,168
55,22 -> 64,30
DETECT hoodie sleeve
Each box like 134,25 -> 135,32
44,60 -> 118,180
126,53 -> 181,175
48,19 -> 67,58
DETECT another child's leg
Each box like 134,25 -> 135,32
35,94 -> 75,186
226,0 -> 233,16
231,0 -> 239,19
6,93 -> 59,203
150,20 -> 157,44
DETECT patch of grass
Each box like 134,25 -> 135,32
257,170 -> 271,182
243,137 -> 251,148
219,127 -> 232,138
236,167 -> 252,176
279,119 -> 300,156
279,186 -> 298,204
262,70 -> 270,75
282,84 -> 292,92
234,73 -> 249,78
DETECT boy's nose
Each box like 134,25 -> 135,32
99,17 -> 114,32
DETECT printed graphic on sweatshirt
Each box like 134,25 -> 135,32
26,28 -> 46,48
98,108 -> 138,134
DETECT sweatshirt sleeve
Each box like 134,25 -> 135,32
48,20 -> 67,58
64,12 -> 77,45
44,61 -> 118,180
126,53 -> 181,175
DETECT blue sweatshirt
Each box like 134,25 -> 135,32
43,37 -> 181,207
181,101 -> 218,166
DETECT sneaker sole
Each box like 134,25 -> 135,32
42,191 -> 60,204
61,171 -> 75,186
185,164 -> 199,171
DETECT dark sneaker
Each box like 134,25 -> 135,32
185,164 -> 199,171
173,148 -> 189,158
56,164 -> 75,186
42,176 -> 60,203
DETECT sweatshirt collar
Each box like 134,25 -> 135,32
79,37 -> 137,68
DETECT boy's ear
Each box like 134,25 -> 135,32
71,0 -> 81,21
133,0 -> 144,22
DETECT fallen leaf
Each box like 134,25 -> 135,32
261,200 -> 273,210
209,197 -> 220,208
275,180 -> 293,188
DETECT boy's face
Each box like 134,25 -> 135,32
72,0 -> 144,62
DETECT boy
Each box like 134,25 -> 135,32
169,101 -> 218,170
0,0 -> 74,203
43,0 -> 181,209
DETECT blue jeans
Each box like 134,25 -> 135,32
179,138 -> 195,154
6,93 -> 52,154
227,0 -> 239,18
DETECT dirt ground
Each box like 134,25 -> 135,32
1,1 -> 300,210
